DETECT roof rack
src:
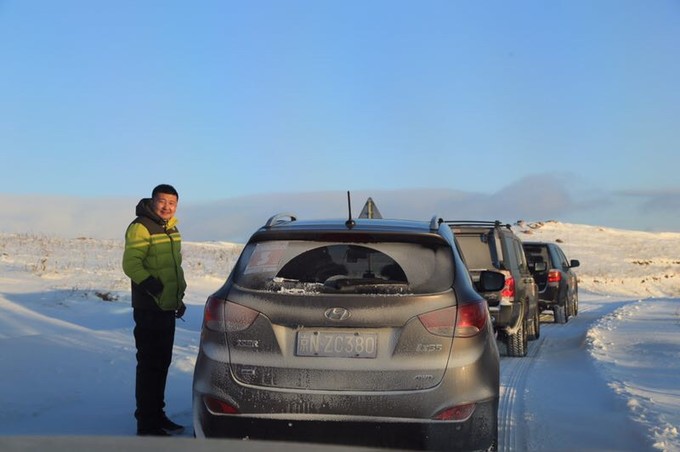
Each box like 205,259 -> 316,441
442,220 -> 512,229
263,213 -> 297,228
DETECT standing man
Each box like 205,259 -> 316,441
123,184 -> 187,436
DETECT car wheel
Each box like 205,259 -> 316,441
506,312 -> 528,357
566,296 -> 573,319
553,304 -> 567,324
573,291 -> 579,317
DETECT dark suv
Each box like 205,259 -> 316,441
445,221 -> 540,357
522,241 -> 580,324
193,213 -> 505,450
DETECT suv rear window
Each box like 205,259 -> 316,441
232,240 -> 454,294
523,245 -> 550,267
456,233 -> 500,270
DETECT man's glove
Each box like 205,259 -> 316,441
139,276 -> 163,297
175,302 -> 186,319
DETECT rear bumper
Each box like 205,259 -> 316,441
192,354 -> 498,420
538,285 -> 562,308
194,396 -> 498,450
192,329 -> 500,450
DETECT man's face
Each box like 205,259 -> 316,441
152,193 -> 178,222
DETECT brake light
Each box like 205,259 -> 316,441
500,275 -> 515,302
455,300 -> 489,338
548,270 -> 562,283
418,300 -> 488,338
433,402 -> 476,421
203,297 -> 259,332
204,396 -> 239,414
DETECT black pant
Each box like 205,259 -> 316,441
133,308 -> 176,430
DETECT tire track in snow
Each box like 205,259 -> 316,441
497,324 -> 547,452
497,302 -> 598,451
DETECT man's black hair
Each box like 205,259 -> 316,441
152,184 -> 179,199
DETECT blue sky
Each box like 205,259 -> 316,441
1,1 -> 679,240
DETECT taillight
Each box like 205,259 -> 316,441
204,396 -> 239,414
548,270 -> 562,283
203,296 -> 259,332
433,402 -> 476,421
203,296 -> 226,331
419,306 -> 456,337
500,275 -> 515,302
418,300 -> 488,338
455,300 -> 489,338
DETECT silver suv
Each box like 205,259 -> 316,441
193,214 -> 504,450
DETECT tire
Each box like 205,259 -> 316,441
573,291 -> 579,317
527,306 -> 540,340
553,304 -> 567,324
566,296 -> 573,319
506,311 -> 528,357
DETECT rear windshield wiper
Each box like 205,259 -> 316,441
323,275 -> 409,292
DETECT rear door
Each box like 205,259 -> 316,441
225,239 -> 459,392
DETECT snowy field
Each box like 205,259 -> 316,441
0,221 -> 678,451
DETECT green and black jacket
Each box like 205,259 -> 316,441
122,198 -> 187,311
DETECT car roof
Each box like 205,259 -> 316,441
248,216 -> 449,243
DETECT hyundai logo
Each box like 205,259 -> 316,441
324,307 -> 350,321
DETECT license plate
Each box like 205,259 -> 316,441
296,331 -> 378,358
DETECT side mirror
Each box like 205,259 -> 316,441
570,259 -> 580,268
478,270 -> 505,292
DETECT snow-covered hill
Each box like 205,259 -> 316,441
0,233 -> 243,303
3,220 -> 680,301
514,220 -> 680,298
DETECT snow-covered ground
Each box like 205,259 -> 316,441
0,221 -> 678,451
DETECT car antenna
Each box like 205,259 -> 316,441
345,191 -> 355,229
